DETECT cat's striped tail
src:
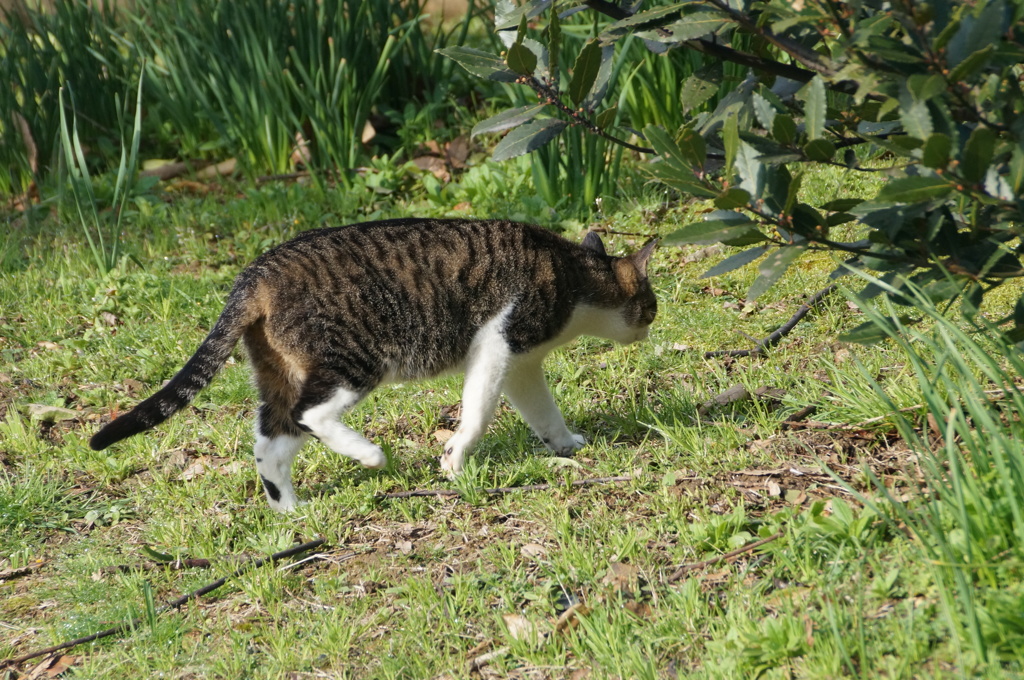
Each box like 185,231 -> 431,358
89,289 -> 256,451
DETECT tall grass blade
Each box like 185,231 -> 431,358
836,271 -> 1024,667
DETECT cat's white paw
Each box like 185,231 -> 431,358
544,432 -> 587,456
355,444 -> 387,469
440,434 -> 469,479
268,495 -> 304,513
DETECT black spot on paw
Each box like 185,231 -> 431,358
261,476 -> 281,502
255,457 -> 263,463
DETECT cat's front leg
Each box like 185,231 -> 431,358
503,356 -> 586,456
441,377 -> 506,477
295,383 -> 388,470
441,317 -> 511,477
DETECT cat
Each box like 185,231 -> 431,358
90,218 -> 657,511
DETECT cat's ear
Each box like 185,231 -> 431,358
614,238 -> 658,293
628,238 -> 658,279
581,230 -> 607,256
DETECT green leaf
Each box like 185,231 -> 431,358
568,41 -> 603,107
876,176 -> 952,203
594,106 -> 617,130
521,38 -> 549,79
747,243 -> 807,300
437,47 -> 517,82
783,173 -> 804,217
899,99 -> 933,141
638,12 -> 726,43
666,223 -> 765,247
644,125 -> 680,160
772,115 -> 797,145
827,212 -> 857,227
723,115 -> 739,176
752,92 -> 776,131
921,133 -> 952,169
921,278 -> 962,304
598,3 -> 688,42
142,545 -> 175,562
961,126 -> 996,183
803,139 -> 836,162
947,0 -> 1009,66
802,76 -> 826,140
645,125 -> 717,197
546,8 -> 560,76
494,0 -> 552,30
678,127 -> 706,171
582,44 -> 615,111
492,119 -> 567,161
645,124 -> 693,170
515,15 -> 529,44
984,166 -> 1014,201
471,104 -> 546,137
906,74 -> 946,102
648,164 -> 718,198
701,245 -> 769,278
714,187 -> 751,209
664,212 -> 757,245
734,141 -> 764,199
680,63 -> 722,114
721,228 -> 769,247
949,44 -> 995,82
820,198 -> 864,212
1009,147 -> 1024,193
791,203 -> 827,238
506,42 -> 537,76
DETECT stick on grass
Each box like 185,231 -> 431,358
705,285 -> 838,359
666,531 -> 785,583
375,475 -> 635,499
1,538 -> 327,669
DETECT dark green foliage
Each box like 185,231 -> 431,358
446,0 -> 1024,344
0,0 -> 467,194
0,0 -> 139,196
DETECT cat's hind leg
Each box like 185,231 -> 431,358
245,321 -> 310,512
503,354 -> 585,456
294,375 -> 388,470
254,412 -> 308,512
441,314 -> 513,477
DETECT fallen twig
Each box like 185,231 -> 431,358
705,284 -> 838,359
666,531 -> 785,583
1,538 -> 327,669
779,419 -> 862,431
375,475 -> 634,500
469,645 -> 511,671
783,403 -> 818,425
588,227 -> 660,239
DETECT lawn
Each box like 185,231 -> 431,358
3,160 -> 1018,679
3,1 -> 1024,674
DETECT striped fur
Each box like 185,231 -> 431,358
90,218 -> 657,510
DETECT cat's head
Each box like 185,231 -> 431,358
582,232 -> 658,344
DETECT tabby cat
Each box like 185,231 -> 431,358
90,218 -> 657,511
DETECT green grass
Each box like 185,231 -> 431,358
1,165 -> 1021,677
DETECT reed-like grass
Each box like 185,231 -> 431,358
846,273 -> 1024,666
0,0 -> 140,196
1,0 -> 476,195
57,74 -> 145,274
